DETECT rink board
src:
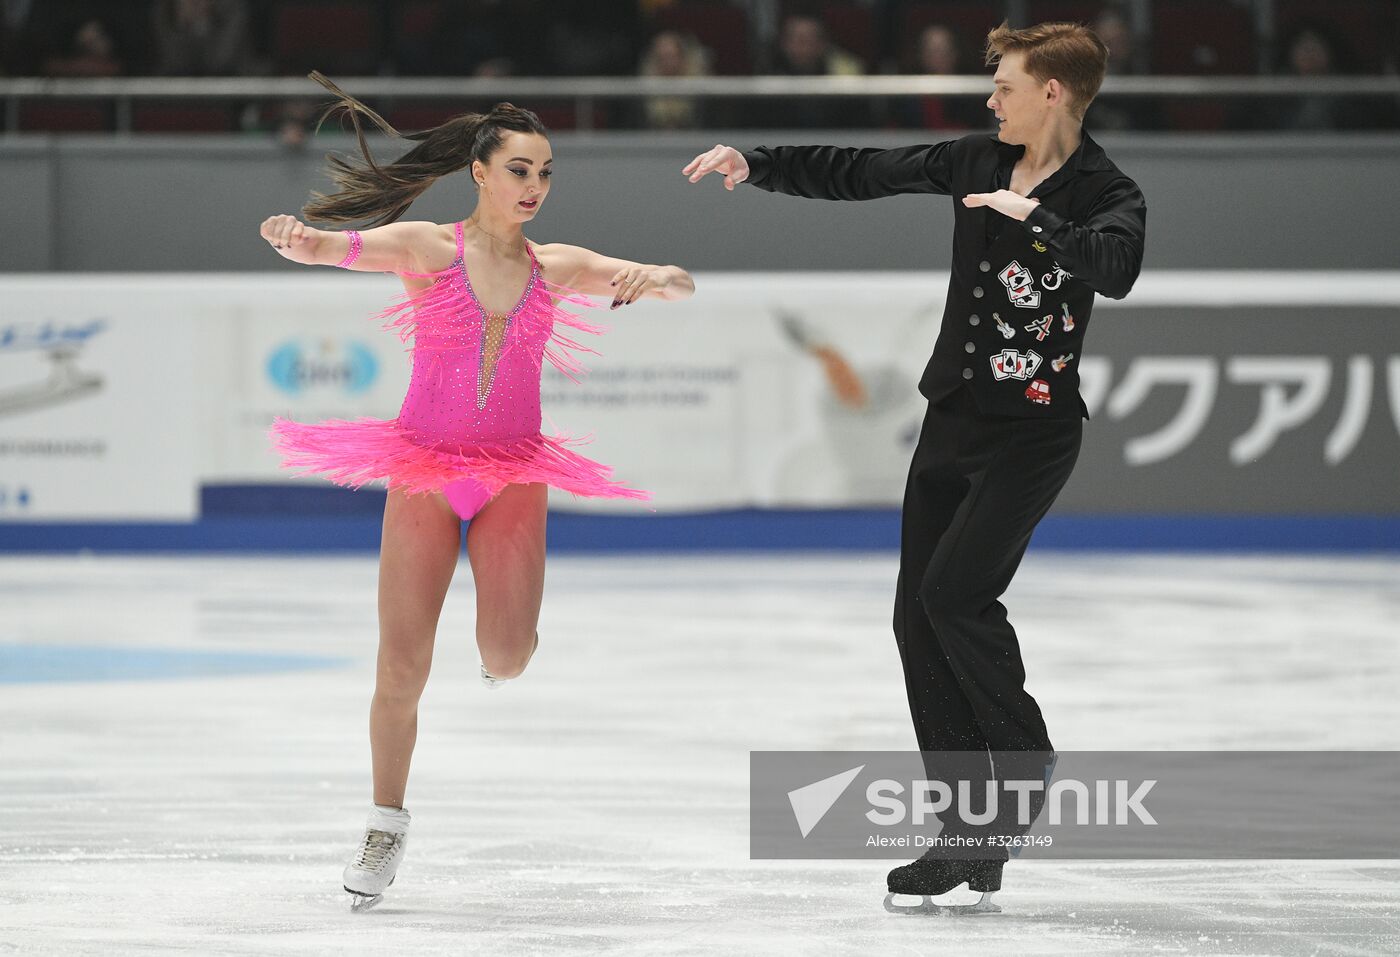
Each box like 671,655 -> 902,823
1,271 -> 1397,548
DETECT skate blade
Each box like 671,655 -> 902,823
347,890 -> 384,912
883,892 -> 1001,916
346,874 -> 393,913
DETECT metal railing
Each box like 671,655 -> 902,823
4,75 -> 1399,133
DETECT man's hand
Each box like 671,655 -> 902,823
682,144 -> 750,191
962,190 -> 1040,222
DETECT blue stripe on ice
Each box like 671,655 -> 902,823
0,643 -> 349,684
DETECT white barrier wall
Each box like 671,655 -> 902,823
2,272 -> 1397,521
0,279 -> 202,520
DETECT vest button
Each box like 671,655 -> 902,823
968,314 -> 980,326
964,341 -> 976,353
979,260 -> 991,272
962,368 -> 974,380
972,287 -> 984,298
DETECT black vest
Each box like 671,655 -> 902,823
922,222 -> 1094,419
920,137 -> 1112,420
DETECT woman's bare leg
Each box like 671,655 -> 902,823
371,487 -> 462,808
466,482 -> 548,679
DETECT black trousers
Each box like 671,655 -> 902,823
893,385 -> 1081,854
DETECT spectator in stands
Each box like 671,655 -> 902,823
769,11 -> 863,77
43,16 -> 124,77
636,29 -> 712,130
547,0 -> 641,76
273,98 -> 316,150
895,24 -> 987,131
2,1 -> 116,77
395,0 -> 524,77
473,57 -> 515,79
0,0 -> 38,74
918,24 -> 961,75
1235,21 -> 1396,131
151,0 -> 257,77
1278,24 -> 1353,129
1083,6 -> 1165,131
761,12 -> 866,127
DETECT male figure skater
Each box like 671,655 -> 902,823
684,21 -> 1146,910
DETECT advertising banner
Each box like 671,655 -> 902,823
0,278 -> 200,520
208,274 -> 412,482
1,272 -> 1395,520
536,272 -> 1400,514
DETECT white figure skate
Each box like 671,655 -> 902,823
343,804 -> 410,911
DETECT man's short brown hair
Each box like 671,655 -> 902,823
985,21 -> 1109,119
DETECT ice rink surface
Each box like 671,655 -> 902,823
3,551 -> 1399,956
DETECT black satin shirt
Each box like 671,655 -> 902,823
743,131 -> 1147,419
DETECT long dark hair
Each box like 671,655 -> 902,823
302,71 -> 549,227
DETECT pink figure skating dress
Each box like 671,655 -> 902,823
269,221 -> 647,519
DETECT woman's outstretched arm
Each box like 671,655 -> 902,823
537,244 -> 695,310
258,214 -> 441,273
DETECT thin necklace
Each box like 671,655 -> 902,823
465,216 -> 525,255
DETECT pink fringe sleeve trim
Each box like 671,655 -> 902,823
370,271 -> 610,382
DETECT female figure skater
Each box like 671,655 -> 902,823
259,74 -> 694,910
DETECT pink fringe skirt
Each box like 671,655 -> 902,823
267,416 -> 648,506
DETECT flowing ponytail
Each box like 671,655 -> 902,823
301,71 -> 549,228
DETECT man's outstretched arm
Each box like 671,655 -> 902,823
684,142 -> 954,201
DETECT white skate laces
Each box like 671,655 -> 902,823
352,829 -> 401,873
344,805 -> 410,907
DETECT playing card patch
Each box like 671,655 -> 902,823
990,349 -> 1043,382
998,260 -> 1041,309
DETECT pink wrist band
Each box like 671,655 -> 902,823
335,230 -> 363,268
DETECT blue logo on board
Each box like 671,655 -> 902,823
0,486 -> 33,511
0,319 -> 107,417
266,340 -> 378,396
